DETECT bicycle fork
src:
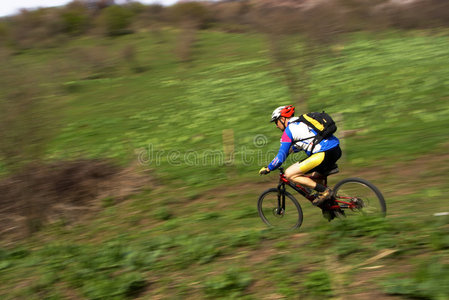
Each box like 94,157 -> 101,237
276,182 -> 286,215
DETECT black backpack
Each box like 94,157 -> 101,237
297,111 -> 337,151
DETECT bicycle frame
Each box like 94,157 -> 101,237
276,167 -> 358,211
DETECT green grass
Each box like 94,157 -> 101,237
308,33 -> 449,165
0,28 -> 448,299
37,30 -> 291,188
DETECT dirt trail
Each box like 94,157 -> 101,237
1,150 -> 447,241
188,150 -> 449,207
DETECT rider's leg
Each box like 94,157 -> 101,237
285,169 -> 320,189
308,171 -> 326,186
284,152 -> 332,205
284,152 -> 327,190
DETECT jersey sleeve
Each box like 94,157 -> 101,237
267,127 -> 293,171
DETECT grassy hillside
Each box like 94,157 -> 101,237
0,29 -> 448,299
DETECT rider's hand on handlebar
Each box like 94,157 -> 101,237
259,166 -> 270,175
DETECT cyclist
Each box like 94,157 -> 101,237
259,105 -> 342,210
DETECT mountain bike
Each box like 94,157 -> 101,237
257,166 -> 386,230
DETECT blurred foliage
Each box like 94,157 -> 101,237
174,21 -> 198,63
172,234 -> 221,268
168,2 -> 211,29
60,2 -> 91,35
0,1 -> 448,299
203,268 -> 252,298
99,5 -> 134,36
5,8 -> 65,49
303,270 -> 334,298
0,241 -> 149,298
152,206 -> 172,221
68,45 -> 118,79
383,257 -> 449,300
121,44 -> 147,73
0,69 -> 58,173
0,0 -> 447,49
0,22 -> 7,43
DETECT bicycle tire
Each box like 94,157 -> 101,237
257,188 -> 304,230
333,177 -> 386,217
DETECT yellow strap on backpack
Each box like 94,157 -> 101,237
302,114 -> 324,131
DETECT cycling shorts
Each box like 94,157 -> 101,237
297,145 -> 342,175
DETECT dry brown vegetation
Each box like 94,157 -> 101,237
0,160 -> 150,240
0,59 -> 57,173
0,0 -> 447,50
175,21 -> 200,63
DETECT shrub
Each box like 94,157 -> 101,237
153,206 -> 172,221
99,5 -> 134,36
0,69 -> 57,173
173,234 -> 221,267
429,217 -> 449,250
8,8 -> 65,49
134,4 -> 166,30
195,211 -> 222,221
332,237 -> 365,259
203,268 -> 252,298
0,21 -> 8,44
228,230 -> 262,248
174,22 -> 198,63
80,272 -> 146,299
329,215 -> 394,238
60,2 -> 91,35
169,2 -> 211,29
123,1 -> 146,16
121,45 -> 147,73
210,1 -> 251,30
303,270 -> 334,298
383,257 -> 449,300
68,45 -> 116,79
123,248 -> 162,270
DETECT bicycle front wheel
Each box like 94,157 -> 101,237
333,178 -> 386,217
257,188 -> 303,230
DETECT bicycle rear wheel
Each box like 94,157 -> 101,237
257,188 -> 303,230
333,178 -> 386,217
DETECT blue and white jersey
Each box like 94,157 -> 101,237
267,119 -> 339,171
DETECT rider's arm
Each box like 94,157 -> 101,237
267,127 -> 293,171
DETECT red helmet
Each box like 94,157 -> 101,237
270,105 -> 295,122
